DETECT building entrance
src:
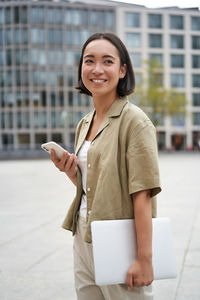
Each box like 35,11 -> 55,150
171,134 -> 186,151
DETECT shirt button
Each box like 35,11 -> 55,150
88,163 -> 91,168
87,187 -> 91,192
88,210 -> 91,215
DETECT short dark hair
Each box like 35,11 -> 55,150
75,32 -> 135,97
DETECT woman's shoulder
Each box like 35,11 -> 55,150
122,101 -> 154,130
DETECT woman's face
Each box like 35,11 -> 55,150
81,39 -> 126,99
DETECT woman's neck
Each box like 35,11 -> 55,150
92,93 -> 118,121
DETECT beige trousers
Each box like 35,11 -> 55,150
73,215 -> 154,300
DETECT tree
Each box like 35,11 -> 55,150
129,58 -> 187,127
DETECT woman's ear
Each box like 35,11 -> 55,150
119,64 -> 127,79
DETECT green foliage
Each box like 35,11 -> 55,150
129,58 -> 187,126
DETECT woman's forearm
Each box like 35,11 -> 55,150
132,190 -> 153,260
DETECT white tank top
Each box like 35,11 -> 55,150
77,140 -> 91,218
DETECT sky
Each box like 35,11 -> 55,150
113,0 -> 200,9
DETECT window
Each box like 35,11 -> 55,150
51,112 -> 56,128
68,91 -> 73,106
171,74 -> 185,87
90,11 -> 105,27
129,53 -> 141,67
0,50 -> 5,66
191,17 -> 200,31
50,91 -> 56,107
105,11 -> 114,28
171,54 -> 184,68
126,12 -> 140,27
149,54 -> 163,66
18,134 -> 30,147
193,112 -> 200,125
148,14 -> 162,28
6,49 -> 12,66
5,8 -> 11,24
170,15 -> 184,29
31,29 -> 45,44
0,29 -> 4,45
192,74 -> 200,87
2,134 -> 14,150
48,29 -> 63,45
126,33 -> 141,48
171,113 -> 185,126
149,34 -> 162,48
192,55 -> 200,68
193,93 -> 200,106
0,71 -> 5,87
171,35 -> 184,49
68,70 -> 73,87
21,6 -> 28,24
66,50 -> 74,66
30,7 -> 44,24
192,36 -> 200,49
0,8 -> 4,24
5,29 -> 12,45
14,7 -> 20,24
7,70 -> 12,87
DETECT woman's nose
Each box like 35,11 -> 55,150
92,63 -> 103,74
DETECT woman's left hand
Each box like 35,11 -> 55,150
126,257 -> 154,290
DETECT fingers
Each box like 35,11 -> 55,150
50,150 -> 77,176
126,270 -> 133,291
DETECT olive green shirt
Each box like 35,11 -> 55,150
62,97 -> 161,243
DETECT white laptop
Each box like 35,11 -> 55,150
91,218 -> 177,286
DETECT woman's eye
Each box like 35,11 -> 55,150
104,60 -> 113,64
84,59 -> 93,64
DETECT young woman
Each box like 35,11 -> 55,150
50,32 -> 161,300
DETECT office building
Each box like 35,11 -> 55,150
0,0 -> 200,156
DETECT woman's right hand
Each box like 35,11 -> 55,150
50,149 -> 78,186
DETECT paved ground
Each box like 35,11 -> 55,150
0,152 -> 199,300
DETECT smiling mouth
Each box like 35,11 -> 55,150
90,79 -> 107,83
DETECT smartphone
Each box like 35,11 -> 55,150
41,141 -> 69,160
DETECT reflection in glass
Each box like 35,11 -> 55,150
7,92 -> 14,107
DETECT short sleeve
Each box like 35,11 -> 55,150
126,121 -> 161,197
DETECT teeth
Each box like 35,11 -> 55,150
92,79 -> 106,83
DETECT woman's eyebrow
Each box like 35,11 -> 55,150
83,54 -> 116,59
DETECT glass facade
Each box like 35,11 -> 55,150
171,74 -> 185,87
126,32 -> 141,48
0,3 -> 115,152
